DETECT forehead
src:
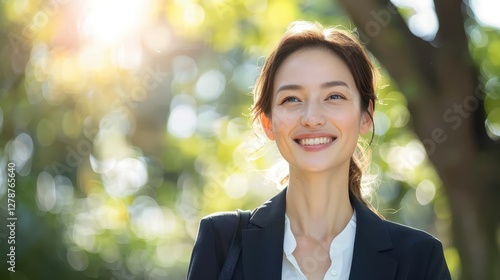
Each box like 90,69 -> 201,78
274,48 -> 355,89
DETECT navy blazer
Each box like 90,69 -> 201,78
187,188 -> 451,279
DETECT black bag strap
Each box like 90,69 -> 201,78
218,209 -> 251,280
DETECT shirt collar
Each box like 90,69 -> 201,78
283,210 -> 357,256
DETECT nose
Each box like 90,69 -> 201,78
301,101 -> 326,127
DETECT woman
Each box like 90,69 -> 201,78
187,21 -> 451,280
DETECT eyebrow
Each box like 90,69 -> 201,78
276,80 -> 351,93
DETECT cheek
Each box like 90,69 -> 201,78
271,110 -> 297,131
327,108 -> 362,131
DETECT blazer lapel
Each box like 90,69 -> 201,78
349,194 -> 398,279
239,189 -> 399,279
242,188 -> 287,279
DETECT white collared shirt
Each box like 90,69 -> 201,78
282,211 -> 357,280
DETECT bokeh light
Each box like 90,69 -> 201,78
471,0 -> 500,28
391,0 -> 438,40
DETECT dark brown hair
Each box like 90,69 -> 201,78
251,21 -> 378,207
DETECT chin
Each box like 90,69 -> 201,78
290,158 -> 350,174
292,163 -> 335,174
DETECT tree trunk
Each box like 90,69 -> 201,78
337,0 -> 500,279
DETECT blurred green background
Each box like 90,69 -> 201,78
0,0 -> 499,279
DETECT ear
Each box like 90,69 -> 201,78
260,114 -> 275,140
359,100 -> 374,135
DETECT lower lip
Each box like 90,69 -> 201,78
296,139 -> 336,152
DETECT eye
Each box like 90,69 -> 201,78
281,96 -> 301,104
326,94 -> 345,100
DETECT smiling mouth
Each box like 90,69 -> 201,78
295,137 -> 336,146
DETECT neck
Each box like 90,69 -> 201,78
285,163 -> 353,241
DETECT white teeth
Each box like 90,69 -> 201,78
299,137 -> 333,146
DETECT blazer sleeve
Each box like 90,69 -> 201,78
423,239 -> 452,280
187,213 -> 237,280
187,217 -> 219,280
402,237 -> 451,280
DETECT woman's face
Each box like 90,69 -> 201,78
261,48 -> 372,174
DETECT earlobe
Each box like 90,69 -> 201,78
260,114 -> 275,140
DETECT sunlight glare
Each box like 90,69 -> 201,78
80,0 -> 148,45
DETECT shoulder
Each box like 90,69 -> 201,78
355,198 -> 445,257
380,220 -> 451,278
353,195 -> 443,251
201,211 -> 240,227
381,219 -> 447,267
383,219 -> 442,248
198,210 -> 255,238
197,211 -> 241,241
353,195 -> 442,250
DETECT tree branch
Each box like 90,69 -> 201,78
338,0 -> 438,99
